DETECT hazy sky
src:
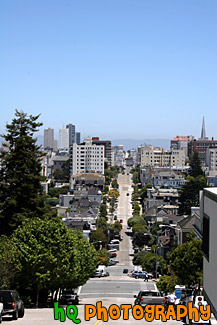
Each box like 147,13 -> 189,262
1,0 -> 217,140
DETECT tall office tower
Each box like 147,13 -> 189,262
76,132 -> 81,145
59,126 -> 69,151
44,128 -> 55,150
66,124 -> 76,145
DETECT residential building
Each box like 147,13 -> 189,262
140,145 -> 186,167
200,188 -> 217,319
59,126 -> 69,151
170,135 -> 194,158
111,145 -> 124,167
188,138 -> 217,165
70,173 -> 104,191
206,147 -> 217,177
140,167 -> 186,188
44,128 -> 57,151
52,155 -> 69,171
92,137 -> 112,168
70,137 -> 105,175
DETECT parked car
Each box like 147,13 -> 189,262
114,215 -> 117,220
108,249 -> 117,253
120,219 -> 123,223
0,297 -> 3,324
123,269 -> 128,274
127,193 -> 129,196
132,271 -> 148,279
109,259 -> 119,266
146,272 -> 154,279
59,289 -> 79,305
0,290 -> 24,320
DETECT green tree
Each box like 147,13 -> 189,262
99,204 -> 107,218
178,176 -> 207,215
0,235 -> 21,289
170,239 -> 203,286
53,160 -> 70,182
157,273 -> 179,293
0,110 -> 53,235
11,218 -> 97,305
90,228 -> 108,246
140,252 -> 167,276
111,220 -> 122,234
96,217 -> 109,230
97,249 -> 110,266
128,215 -> 147,228
189,151 -> 204,178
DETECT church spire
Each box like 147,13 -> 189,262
201,116 -> 206,139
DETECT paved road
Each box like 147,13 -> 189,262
116,173 -> 134,266
80,277 -> 157,298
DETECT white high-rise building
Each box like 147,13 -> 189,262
111,145 -> 124,167
70,137 -> 104,175
59,126 -> 69,151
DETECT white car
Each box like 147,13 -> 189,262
108,249 -> 117,253
0,298 -> 3,324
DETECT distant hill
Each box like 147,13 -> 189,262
111,139 -> 170,151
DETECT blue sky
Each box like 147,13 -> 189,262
1,0 -> 217,141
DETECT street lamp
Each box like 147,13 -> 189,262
159,224 -> 181,245
144,233 -> 158,279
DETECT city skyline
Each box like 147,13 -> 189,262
1,0 -> 217,139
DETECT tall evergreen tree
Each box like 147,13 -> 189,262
189,151 -> 204,178
0,110 -> 52,235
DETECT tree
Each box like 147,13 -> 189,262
99,204 -> 107,218
140,252 -> 167,276
0,235 -> 21,289
97,249 -> 110,266
0,110 -> 53,235
170,239 -> 203,286
189,151 -> 204,178
111,220 -> 122,234
11,218 -> 97,305
90,228 -> 107,246
128,215 -> 147,228
108,189 -> 120,199
178,176 -> 207,215
157,273 -> 179,293
53,160 -> 70,182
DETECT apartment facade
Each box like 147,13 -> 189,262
206,147 -> 217,177
70,137 -> 104,175
171,135 -> 194,157
140,145 -> 186,167
92,137 -> 112,168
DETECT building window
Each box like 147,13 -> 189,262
202,214 -> 210,261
